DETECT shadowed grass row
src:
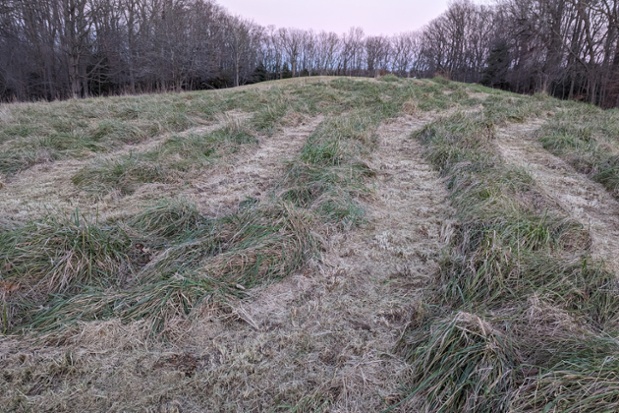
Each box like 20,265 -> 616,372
393,110 -> 619,413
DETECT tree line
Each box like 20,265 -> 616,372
421,0 -> 619,108
2,0 -> 619,107
0,0 -> 424,101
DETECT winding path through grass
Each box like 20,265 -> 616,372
223,114 -> 452,410
496,122 -> 619,273
186,116 -> 323,215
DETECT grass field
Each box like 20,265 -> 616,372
2,76 -> 619,412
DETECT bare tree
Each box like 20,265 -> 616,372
365,35 -> 391,76
278,27 -> 305,77
392,32 -> 421,77
3,0 -> 619,107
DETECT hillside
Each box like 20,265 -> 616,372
2,76 -> 619,412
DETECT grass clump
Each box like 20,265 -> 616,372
71,155 -> 170,195
0,212 -> 133,332
132,203 -> 314,286
378,74 -> 401,83
512,337 -> 619,413
0,147 -> 53,175
251,94 -> 290,133
72,123 -> 257,196
148,123 -> 257,171
0,211 -> 132,296
525,258 -> 619,328
91,119 -> 148,144
127,198 -> 209,240
200,204 -> 314,287
279,113 -> 376,227
313,192 -> 365,229
398,311 -> 520,412
438,213 -> 587,308
592,157 -> 619,194
482,94 -> 553,125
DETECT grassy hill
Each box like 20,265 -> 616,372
2,76 -> 619,412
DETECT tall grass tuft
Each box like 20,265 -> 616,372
0,211 -> 132,296
127,197 -> 210,240
72,155 -> 170,195
399,312 -> 521,413
538,107 -> 619,199
278,113 -> 376,227
250,91 -> 290,133
148,123 -> 257,170
513,337 -> 619,413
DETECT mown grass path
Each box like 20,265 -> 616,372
496,122 -> 619,273
186,116 -> 323,215
0,115 -> 240,221
171,114 -> 452,411
272,113 -> 452,409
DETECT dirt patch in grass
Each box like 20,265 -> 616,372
495,122 -> 619,274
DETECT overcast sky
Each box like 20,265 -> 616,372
216,0 -> 452,36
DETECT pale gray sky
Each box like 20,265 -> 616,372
216,0 -> 452,36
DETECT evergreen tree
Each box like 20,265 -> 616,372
281,63 -> 292,79
482,41 -> 510,89
251,62 -> 268,83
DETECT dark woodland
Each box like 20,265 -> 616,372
2,0 -> 619,107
